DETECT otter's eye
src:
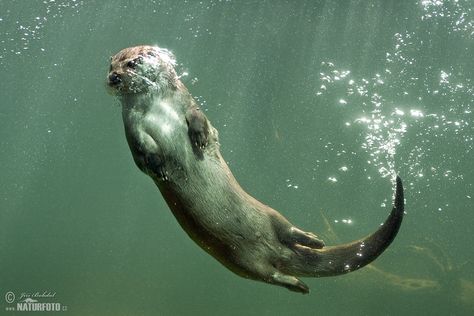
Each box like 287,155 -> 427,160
126,57 -> 143,69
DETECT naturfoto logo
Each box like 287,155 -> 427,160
4,290 -> 67,313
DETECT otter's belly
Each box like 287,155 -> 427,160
164,158 -> 275,246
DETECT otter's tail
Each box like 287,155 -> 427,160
295,176 -> 404,277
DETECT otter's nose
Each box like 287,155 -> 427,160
108,72 -> 122,85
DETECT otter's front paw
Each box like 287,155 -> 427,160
145,155 -> 169,181
186,108 -> 209,149
155,166 -> 169,181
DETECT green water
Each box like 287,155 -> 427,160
1,1 -> 473,315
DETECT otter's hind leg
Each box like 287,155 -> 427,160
271,272 -> 309,294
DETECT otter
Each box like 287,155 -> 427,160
106,45 -> 404,294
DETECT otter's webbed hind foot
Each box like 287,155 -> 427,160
271,272 -> 309,294
288,227 -> 325,249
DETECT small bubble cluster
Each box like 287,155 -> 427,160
0,0 -> 83,64
420,0 -> 474,37
315,1 -> 472,188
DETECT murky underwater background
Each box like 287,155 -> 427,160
1,0 -> 473,315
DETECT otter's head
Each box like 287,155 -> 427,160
107,45 -> 177,95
